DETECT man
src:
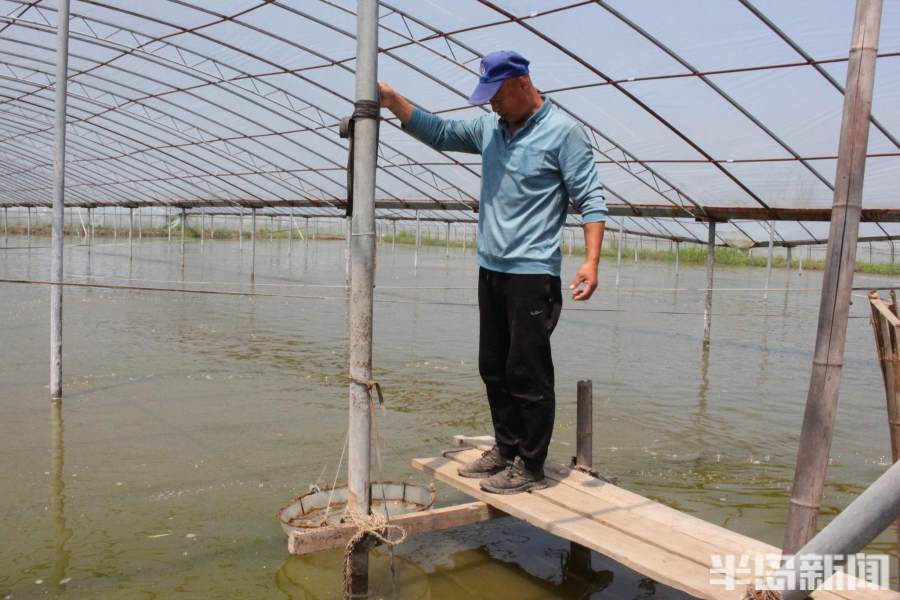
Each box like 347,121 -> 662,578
379,50 -> 606,494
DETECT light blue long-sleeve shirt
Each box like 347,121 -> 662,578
403,98 -> 607,276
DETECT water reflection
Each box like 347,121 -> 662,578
275,544 -> 615,599
49,400 -> 72,592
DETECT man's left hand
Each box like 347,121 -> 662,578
570,261 -> 599,301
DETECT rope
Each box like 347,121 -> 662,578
341,373 -> 406,599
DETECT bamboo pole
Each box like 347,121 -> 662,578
703,221 -> 716,348
783,0 -> 883,555
49,0 -> 70,399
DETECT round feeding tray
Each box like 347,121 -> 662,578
277,482 -> 436,536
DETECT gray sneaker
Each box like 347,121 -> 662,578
457,446 -> 511,479
480,457 -> 548,495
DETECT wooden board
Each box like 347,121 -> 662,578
288,501 -> 505,555
414,439 -> 900,600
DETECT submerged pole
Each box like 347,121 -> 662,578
674,240 -> 680,276
783,0 -> 883,554
180,208 -> 185,270
128,208 -> 133,262
345,217 -> 352,285
49,0 -> 70,399
346,0 -> 379,596
615,223 -> 623,288
703,221 -> 716,348
251,208 -> 256,281
414,210 -> 420,269
764,220 -> 774,300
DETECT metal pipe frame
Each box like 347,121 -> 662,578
0,0 -> 896,250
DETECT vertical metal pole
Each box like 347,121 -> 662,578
128,208 -> 133,262
269,216 -> 274,242
251,208 -> 256,281
633,233 -> 638,263
200,209 -> 204,248
703,222 -> 716,348
114,207 -> 118,240
49,0 -> 70,399
414,210 -> 420,269
180,208 -> 185,270
138,208 -> 142,240
289,213 -> 294,253
305,217 -> 310,246
764,220 -> 774,299
615,223 -> 623,288
87,207 -> 93,255
869,240 -> 873,263
392,220 -> 396,252
786,245 -> 793,272
346,2 -> 379,596
210,215 -> 214,240
345,217 -> 351,285
27,206 -> 31,244
799,250 -> 804,275
239,208 -> 244,250
446,221 -> 450,257
462,222 -> 467,253
3,207 -> 7,245
674,240 -> 681,276
783,0 -> 883,554
167,207 -> 171,242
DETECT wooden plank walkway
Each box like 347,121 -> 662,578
413,436 -> 900,600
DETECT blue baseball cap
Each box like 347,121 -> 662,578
468,50 -> 530,105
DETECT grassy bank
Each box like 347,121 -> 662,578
6,224 -> 899,275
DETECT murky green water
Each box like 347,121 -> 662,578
2,234 -> 898,598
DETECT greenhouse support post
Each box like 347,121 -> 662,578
703,221 -> 716,348
50,0 -> 70,399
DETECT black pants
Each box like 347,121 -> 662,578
478,267 -> 563,472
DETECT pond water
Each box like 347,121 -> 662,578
1,234 -> 897,598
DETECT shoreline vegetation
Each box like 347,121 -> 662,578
4,222 -> 900,276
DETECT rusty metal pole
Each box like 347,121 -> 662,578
346,1 -> 379,596
569,379 -> 594,572
783,0 -> 883,554
49,0 -> 70,399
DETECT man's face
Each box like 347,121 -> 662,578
489,76 -> 527,123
